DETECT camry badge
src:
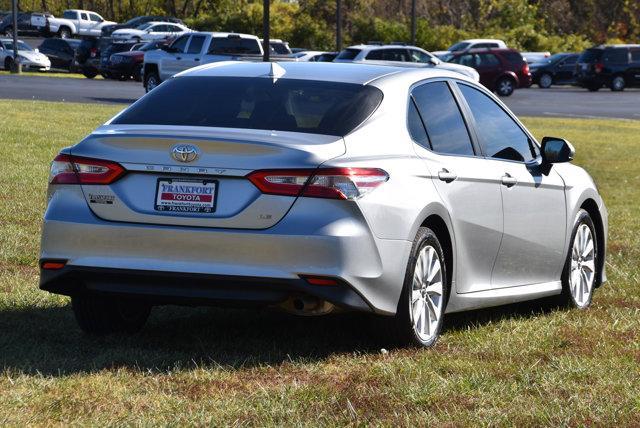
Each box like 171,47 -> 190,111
171,144 -> 199,163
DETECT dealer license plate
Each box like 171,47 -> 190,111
155,179 -> 217,213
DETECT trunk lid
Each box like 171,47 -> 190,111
71,125 -> 345,229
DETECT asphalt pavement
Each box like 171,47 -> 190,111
1,73 -> 639,119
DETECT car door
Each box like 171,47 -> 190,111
182,34 -> 206,68
456,82 -> 567,288
630,49 -> 640,86
410,80 -> 504,293
159,34 -> 190,80
557,54 -> 577,82
87,13 -> 103,36
78,12 -> 91,35
476,53 -> 502,88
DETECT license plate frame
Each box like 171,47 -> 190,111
154,178 -> 218,214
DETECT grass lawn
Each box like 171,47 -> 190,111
0,70 -> 102,79
0,100 -> 638,425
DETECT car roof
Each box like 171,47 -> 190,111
178,61 -> 469,86
455,47 -> 518,54
190,32 -> 258,39
346,44 -> 424,51
460,38 -> 505,43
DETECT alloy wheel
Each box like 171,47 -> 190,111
410,245 -> 444,342
569,224 -> 596,308
540,73 -> 552,88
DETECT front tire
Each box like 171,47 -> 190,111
559,209 -> 598,309
393,227 -> 449,348
144,71 -> 160,92
496,77 -> 515,96
72,295 -> 151,335
82,68 -> 98,79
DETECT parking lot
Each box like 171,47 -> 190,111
2,72 -> 639,119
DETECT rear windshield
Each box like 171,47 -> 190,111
579,48 -> 603,63
336,48 -> 361,60
113,77 -> 383,136
208,37 -> 260,55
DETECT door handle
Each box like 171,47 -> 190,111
501,173 -> 517,187
438,168 -> 457,183
176,56 -> 181,60
194,58 -> 200,61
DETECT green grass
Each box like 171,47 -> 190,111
0,70 -> 103,79
1,100 -> 639,425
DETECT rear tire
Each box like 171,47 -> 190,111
558,209 -> 598,309
587,83 -> 600,92
538,73 -> 553,89
72,295 -> 151,335
496,77 -> 515,96
58,27 -> 71,39
391,227 -> 449,348
82,68 -> 98,79
610,75 -> 625,91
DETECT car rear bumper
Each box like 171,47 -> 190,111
40,186 -> 412,315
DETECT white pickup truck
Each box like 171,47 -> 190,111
39,10 -> 116,39
143,32 -> 296,92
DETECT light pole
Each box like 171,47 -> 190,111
336,0 -> 342,52
411,0 -> 417,46
11,0 -> 21,73
262,0 -> 270,62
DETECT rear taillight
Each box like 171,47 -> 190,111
522,62 -> 529,74
49,154 -> 125,185
594,62 -> 604,73
247,168 -> 389,200
90,48 -> 98,58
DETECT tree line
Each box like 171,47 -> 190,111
3,0 -> 639,52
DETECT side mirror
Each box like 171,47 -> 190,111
542,137 -> 575,164
428,56 -> 440,65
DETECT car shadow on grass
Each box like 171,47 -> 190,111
0,296 -> 566,376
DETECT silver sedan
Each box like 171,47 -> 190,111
40,62 -> 607,347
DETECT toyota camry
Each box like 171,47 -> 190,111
40,61 -> 607,347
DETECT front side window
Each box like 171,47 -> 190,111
411,81 -> 474,156
451,53 -> 478,68
458,83 -> 536,162
603,49 -> 629,64
113,77 -> 383,137
170,35 -> 189,53
89,14 -> 102,22
409,49 -> 433,63
477,53 -> 500,66
631,49 -> 640,62
336,48 -> 361,60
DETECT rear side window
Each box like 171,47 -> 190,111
187,35 -> 206,54
407,100 -> 429,147
411,81 -> 474,156
208,37 -> 261,55
458,84 -> 536,162
113,77 -> 383,137
562,55 -> 578,65
632,50 -> 640,62
336,48 -> 361,60
579,48 -> 603,63
603,49 -> 629,63
62,11 -> 76,19
478,53 -> 500,66
502,51 -> 524,64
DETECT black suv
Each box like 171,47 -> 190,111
529,53 -> 579,88
101,15 -> 183,37
575,45 -> 640,91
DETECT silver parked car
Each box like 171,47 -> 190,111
40,62 -> 607,347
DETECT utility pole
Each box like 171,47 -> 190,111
411,0 -> 417,46
336,0 -> 342,52
11,0 -> 21,73
262,0 -> 270,62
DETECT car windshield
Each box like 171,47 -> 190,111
136,23 -> 153,30
439,53 -> 455,62
138,41 -> 160,51
113,76 -> 384,136
125,17 -> 143,26
2,41 -> 33,51
448,42 -> 470,52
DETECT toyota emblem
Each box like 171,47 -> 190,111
171,144 -> 199,163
